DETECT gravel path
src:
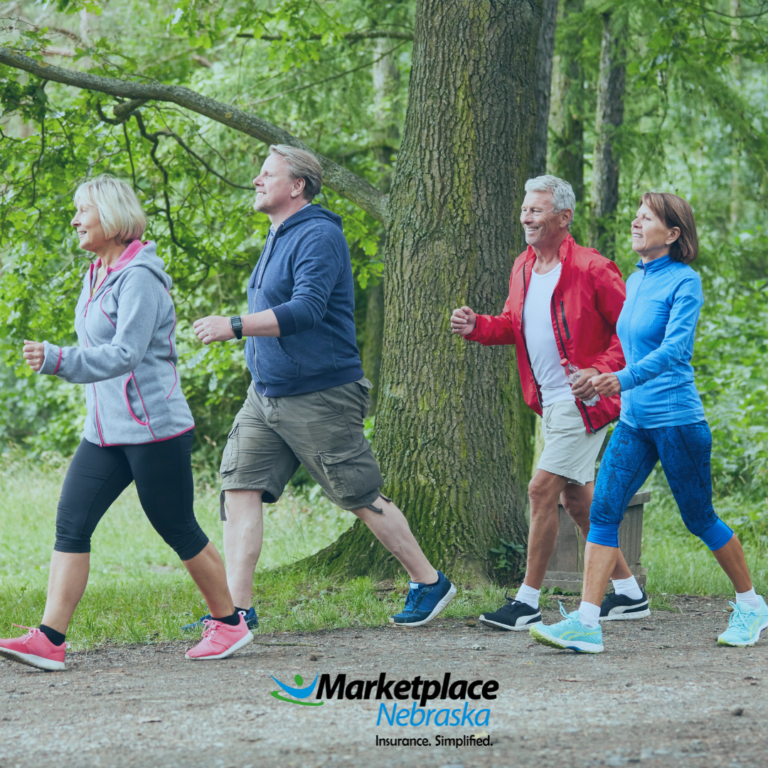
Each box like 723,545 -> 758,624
0,595 -> 765,768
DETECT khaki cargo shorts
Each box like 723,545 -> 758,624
537,399 -> 609,486
219,378 -> 384,518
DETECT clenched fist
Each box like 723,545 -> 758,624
193,316 -> 235,345
450,306 -> 477,336
23,340 -> 45,372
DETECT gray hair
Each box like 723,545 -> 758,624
74,174 -> 147,245
525,175 -> 576,228
269,144 -> 323,201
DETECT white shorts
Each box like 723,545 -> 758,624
536,399 -> 609,486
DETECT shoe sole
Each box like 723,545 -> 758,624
529,625 -> 604,654
182,621 -> 259,633
717,618 -> 768,647
390,584 -> 458,627
185,630 -> 254,660
479,615 -> 542,631
600,607 -> 651,622
0,647 -> 65,671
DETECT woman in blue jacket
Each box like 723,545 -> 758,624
532,192 -> 765,653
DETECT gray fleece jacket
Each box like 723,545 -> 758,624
39,240 -> 194,446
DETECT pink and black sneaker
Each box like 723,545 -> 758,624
185,614 -> 253,660
0,626 -> 67,671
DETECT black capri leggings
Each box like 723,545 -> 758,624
55,431 -> 209,561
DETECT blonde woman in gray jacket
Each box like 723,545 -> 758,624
0,175 -> 251,671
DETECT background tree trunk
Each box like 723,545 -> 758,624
362,38 -> 401,414
589,10 -> 627,259
312,0 -> 541,581
530,0 -> 559,177
549,0 -> 585,202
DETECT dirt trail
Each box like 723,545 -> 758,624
0,595 -> 765,768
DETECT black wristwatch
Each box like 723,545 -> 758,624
229,316 -> 243,340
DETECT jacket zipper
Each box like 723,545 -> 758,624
560,301 -> 570,340
521,261 -> 544,411
552,294 -> 596,434
83,284 -> 106,447
250,226 -> 282,397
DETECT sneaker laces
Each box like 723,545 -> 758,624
12,624 -> 38,644
727,601 -> 755,632
558,602 -> 571,620
11,624 -> 69,649
402,585 -> 422,614
200,618 -> 224,639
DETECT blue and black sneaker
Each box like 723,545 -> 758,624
390,571 -> 457,627
182,607 -> 259,633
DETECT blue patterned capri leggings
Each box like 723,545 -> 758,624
587,420 -> 733,551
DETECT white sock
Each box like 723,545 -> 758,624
578,601 -> 601,628
612,575 -> 643,600
515,583 -> 541,610
735,588 -> 760,611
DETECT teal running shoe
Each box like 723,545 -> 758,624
717,597 -> 768,647
530,603 -> 604,653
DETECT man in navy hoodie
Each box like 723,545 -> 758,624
193,145 -> 455,628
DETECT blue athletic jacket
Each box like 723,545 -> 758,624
245,205 -> 364,397
614,255 -> 706,428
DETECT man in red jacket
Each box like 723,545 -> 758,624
451,175 -> 649,630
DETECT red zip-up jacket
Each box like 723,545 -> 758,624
466,233 -> 626,434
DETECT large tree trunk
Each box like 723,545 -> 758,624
362,38 -> 401,414
589,9 -> 627,259
312,0 -> 541,582
549,0 -> 585,202
530,0 -> 559,177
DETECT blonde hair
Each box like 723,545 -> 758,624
269,144 -> 323,201
74,174 -> 147,245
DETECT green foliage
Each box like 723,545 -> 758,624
1,0 -> 766,513
0,0 -> 409,456
488,538 -> 526,581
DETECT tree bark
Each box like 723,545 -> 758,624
589,10 -> 627,260
0,48 -> 387,222
312,0 -> 540,581
529,0 -> 559,178
362,39 -> 401,414
549,0 -> 585,202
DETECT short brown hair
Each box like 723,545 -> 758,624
639,192 -> 698,264
269,144 -> 323,201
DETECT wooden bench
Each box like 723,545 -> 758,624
541,491 -> 649,592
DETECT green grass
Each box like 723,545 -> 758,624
0,455 -> 508,649
2,457 -> 765,649
642,478 -> 768,597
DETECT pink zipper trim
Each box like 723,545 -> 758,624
82,301 -> 106,447
132,375 -> 157,440
99,289 -> 116,329
123,375 -> 149,427
52,348 -> 63,375
96,424 -> 195,447
165,303 -> 179,400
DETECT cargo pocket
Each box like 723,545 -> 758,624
219,424 -> 240,477
318,437 -> 384,501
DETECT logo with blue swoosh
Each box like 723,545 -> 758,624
270,673 -> 324,706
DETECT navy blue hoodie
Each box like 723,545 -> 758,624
245,205 -> 364,397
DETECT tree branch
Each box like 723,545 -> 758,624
237,29 -> 413,42
248,41 -> 407,109
0,47 -> 388,222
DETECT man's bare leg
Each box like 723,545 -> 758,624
352,497 -> 438,585
560,481 -> 633,581
222,489 -> 264,609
